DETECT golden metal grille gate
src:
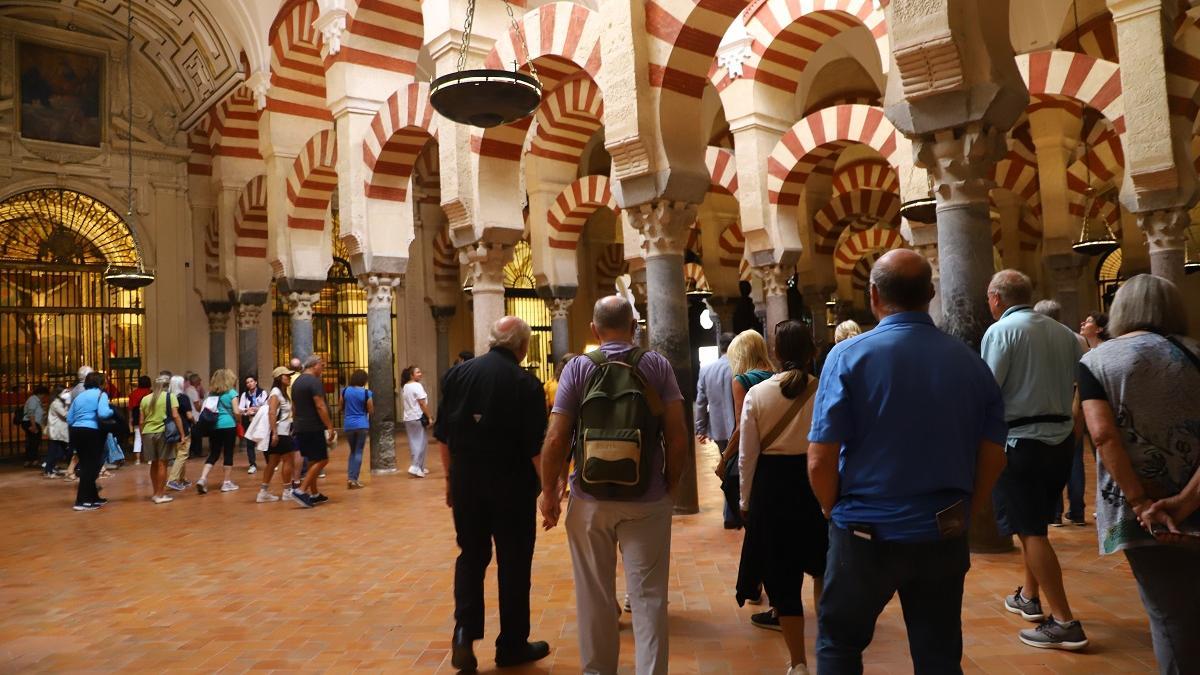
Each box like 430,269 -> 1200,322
271,259 -> 370,429
502,241 -> 553,383
0,189 -> 145,458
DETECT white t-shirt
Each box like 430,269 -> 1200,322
270,387 -> 293,436
401,381 -> 427,422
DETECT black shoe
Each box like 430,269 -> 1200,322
92,498 -> 109,506
451,628 -> 477,673
495,641 -> 550,668
311,493 -> 329,504
751,608 -> 781,631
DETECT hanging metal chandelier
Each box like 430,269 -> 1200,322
104,0 -> 154,290
1186,230 -> 1200,275
1072,187 -> 1119,257
430,0 -> 542,128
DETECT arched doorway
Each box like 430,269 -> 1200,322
0,188 -> 147,457
1096,248 -> 1123,312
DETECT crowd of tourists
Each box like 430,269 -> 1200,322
12,253 -> 1197,675
16,353 -> 435,510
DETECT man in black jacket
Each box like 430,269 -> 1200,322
434,315 -> 550,672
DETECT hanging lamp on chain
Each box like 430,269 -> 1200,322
430,0 -> 542,128
104,0 -> 155,290
899,171 -> 936,224
1186,229 -> 1200,274
1068,1 -> 1118,258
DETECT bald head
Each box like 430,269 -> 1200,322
592,295 -> 636,340
489,315 -> 532,359
869,249 -> 934,314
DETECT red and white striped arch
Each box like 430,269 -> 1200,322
1057,11 -> 1118,62
235,176 -> 269,258
412,143 -> 440,204
208,86 -> 261,161
706,146 -> 739,196
734,0 -> 887,95
531,76 -> 605,165
987,191 -> 1042,253
431,227 -> 459,286
849,250 -> 885,294
548,175 -> 620,250
1016,50 -> 1123,134
595,243 -> 628,297
1167,18 -> 1200,122
483,2 -> 603,85
287,130 -> 338,230
187,124 -> 213,177
834,226 -> 903,278
684,261 -> 711,293
812,189 -> 900,254
831,158 -> 898,198
332,0 -> 422,76
269,0 -> 330,121
767,105 -> 904,206
1065,173 -> 1123,239
362,82 -> 436,202
645,0 -> 745,98
717,222 -> 745,270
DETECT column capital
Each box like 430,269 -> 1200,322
548,297 -> 573,321
462,242 -> 513,293
360,274 -> 403,311
755,263 -> 794,298
431,305 -> 455,334
1137,207 -> 1189,254
235,302 -> 263,330
204,306 -> 231,332
286,291 -> 322,322
627,201 -> 698,259
915,124 -> 1007,207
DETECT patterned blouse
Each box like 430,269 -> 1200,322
1078,333 -> 1200,555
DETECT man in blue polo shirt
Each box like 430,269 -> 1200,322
808,249 -> 1008,674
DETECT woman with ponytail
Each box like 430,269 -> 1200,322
736,320 -> 828,675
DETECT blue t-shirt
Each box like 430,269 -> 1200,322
342,386 -> 372,431
808,312 -> 1008,542
66,388 -> 114,430
215,390 -> 237,429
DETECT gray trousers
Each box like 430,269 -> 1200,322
1124,545 -> 1200,675
566,495 -> 673,675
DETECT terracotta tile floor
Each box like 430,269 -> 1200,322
0,440 -> 1159,674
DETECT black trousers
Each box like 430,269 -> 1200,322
817,526 -> 970,675
70,427 -> 106,506
23,424 -> 41,462
450,461 -> 537,647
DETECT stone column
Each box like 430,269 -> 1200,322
431,306 -> 455,383
907,221 -> 942,325
287,290 -> 321,362
548,298 -> 573,365
203,301 -> 231,372
1044,253 -> 1086,328
630,201 -> 699,515
235,301 -> 264,380
363,274 -> 401,474
757,264 -> 792,355
918,124 -> 1007,350
1138,208 -> 1190,285
464,242 -> 513,355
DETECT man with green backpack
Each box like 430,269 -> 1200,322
539,295 -> 689,675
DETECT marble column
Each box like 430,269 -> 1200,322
630,201 -> 699,515
629,267 -> 649,348
1138,208 -> 1190,286
203,301 -> 231,372
431,306 -> 455,383
1044,253 -> 1086,328
917,124 -> 1007,351
907,221 -> 942,325
363,274 -> 401,474
287,291 -> 321,363
464,242 -> 513,355
548,298 -> 573,365
757,264 -> 791,356
235,301 -> 264,380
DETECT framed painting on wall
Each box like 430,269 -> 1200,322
16,40 -> 105,147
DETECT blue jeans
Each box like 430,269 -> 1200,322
1125,545 -> 1200,675
817,526 -> 970,674
345,429 -> 368,481
404,420 -> 427,470
1054,436 -> 1086,522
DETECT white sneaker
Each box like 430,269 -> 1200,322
256,489 -> 279,503
283,487 -> 293,500
220,481 -> 239,492
152,495 -> 174,504
408,465 -> 422,477
247,465 -> 257,475
785,664 -> 810,675
420,467 -> 431,476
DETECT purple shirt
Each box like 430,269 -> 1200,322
553,341 -> 684,502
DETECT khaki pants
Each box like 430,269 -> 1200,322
566,495 -> 673,675
168,435 -> 191,482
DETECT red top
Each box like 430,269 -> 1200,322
127,387 -> 151,410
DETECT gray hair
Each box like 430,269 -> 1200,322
1032,299 -> 1062,321
168,375 -> 186,397
303,354 -> 324,369
593,295 -> 635,333
77,365 -> 93,382
1108,274 -> 1188,337
489,315 -> 531,352
988,269 -> 1033,307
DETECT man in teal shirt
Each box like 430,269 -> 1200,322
982,269 -> 1087,652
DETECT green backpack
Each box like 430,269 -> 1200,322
574,348 -> 664,500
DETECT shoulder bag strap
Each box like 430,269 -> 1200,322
758,380 -> 816,451
1164,335 -> 1200,374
